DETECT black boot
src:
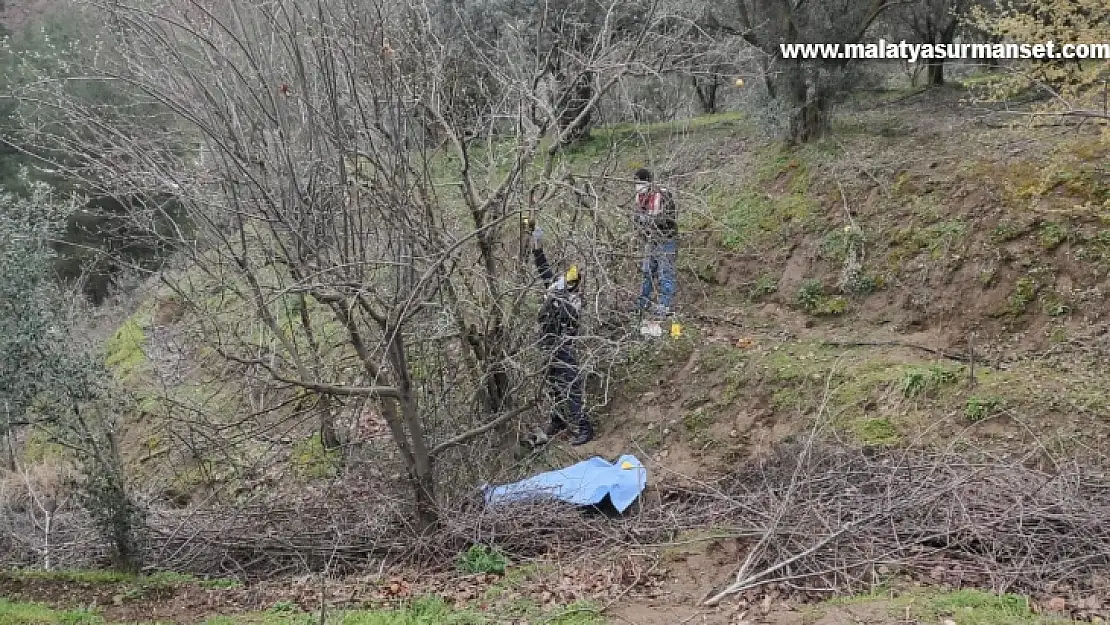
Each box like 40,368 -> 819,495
570,423 -> 594,446
544,418 -> 568,437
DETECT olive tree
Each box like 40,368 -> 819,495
702,0 -> 898,143
0,178 -> 143,571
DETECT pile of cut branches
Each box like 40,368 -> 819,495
696,442 -> 1110,605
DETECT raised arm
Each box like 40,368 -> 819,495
533,246 -> 555,287
531,226 -> 555,286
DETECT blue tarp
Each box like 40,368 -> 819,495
482,455 -> 648,513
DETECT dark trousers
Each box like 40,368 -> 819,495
546,348 -> 589,431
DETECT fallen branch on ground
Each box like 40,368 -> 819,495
819,339 -> 972,362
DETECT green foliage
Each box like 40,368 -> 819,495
966,396 -> 1004,422
852,417 -> 900,446
19,427 -> 65,463
818,296 -> 848,315
900,370 -> 927,398
1041,293 -> 1071,317
819,226 -> 865,262
456,545 -> 509,575
714,149 -> 817,252
1038,221 -> 1067,250
103,315 -> 147,379
922,589 -> 1062,625
823,587 -> 1079,625
0,180 -> 90,429
991,219 -> 1029,243
1,569 -> 240,592
0,7 -> 192,303
901,365 -> 960,398
796,279 -> 824,312
795,279 -> 848,316
0,187 -> 142,571
78,454 -> 145,573
3,569 -> 134,585
719,190 -> 772,251
915,220 -> 966,258
681,408 -> 713,444
842,272 -> 879,296
1006,277 -> 1038,316
291,433 -> 341,480
970,0 -> 1109,111
0,596 -> 603,625
749,274 -> 779,300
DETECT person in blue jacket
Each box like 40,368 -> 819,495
528,221 -> 593,446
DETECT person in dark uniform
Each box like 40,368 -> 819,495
529,222 -> 593,446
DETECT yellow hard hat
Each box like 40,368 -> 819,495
564,264 -> 580,288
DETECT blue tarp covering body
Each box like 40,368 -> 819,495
482,455 -> 647,513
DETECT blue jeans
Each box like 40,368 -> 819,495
638,238 -> 677,311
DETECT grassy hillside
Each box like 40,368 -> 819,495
10,79 -> 1109,624
579,86 -> 1110,474
74,80 -> 1110,513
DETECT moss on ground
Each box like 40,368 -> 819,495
104,303 -> 154,380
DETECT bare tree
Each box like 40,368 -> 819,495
16,0 -> 665,530
702,0 -> 898,143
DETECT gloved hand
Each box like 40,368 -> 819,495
532,226 -> 543,249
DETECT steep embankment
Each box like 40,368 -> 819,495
585,86 -> 1110,485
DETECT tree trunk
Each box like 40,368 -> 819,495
98,413 -> 143,573
926,60 -> 944,86
390,338 -> 438,530
787,99 -> 829,145
782,66 -> 830,145
693,75 -> 720,114
927,22 -> 958,87
557,70 -> 595,143
411,465 -> 438,531
4,431 -> 15,472
99,469 -> 143,574
318,396 -> 341,451
471,216 -> 514,440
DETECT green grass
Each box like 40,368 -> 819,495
560,111 -> 749,167
456,545 -> 509,576
1,569 -> 242,592
910,588 -> 1081,625
851,417 -> 901,446
817,588 -> 1083,625
2,570 -> 135,585
0,596 -> 606,625
0,600 -> 103,625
